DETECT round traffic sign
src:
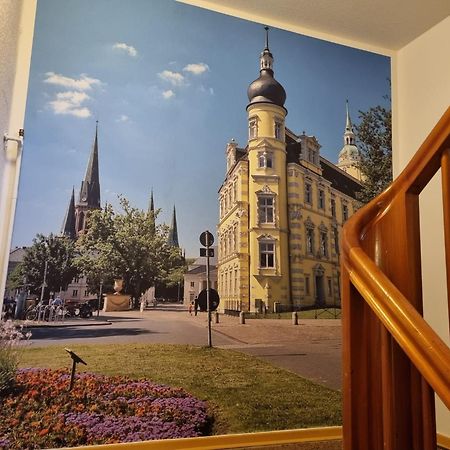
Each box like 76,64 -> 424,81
197,288 -> 220,312
200,231 -> 214,247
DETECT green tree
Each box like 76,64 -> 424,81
20,233 -> 79,298
76,197 -> 184,307
355,104 -> 392,203
5,263 -> 25,293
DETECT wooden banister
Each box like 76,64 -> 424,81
342,107 -> 450,450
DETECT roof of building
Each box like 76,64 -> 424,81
186,264 -> 218,275
320,157 -> 362,198
61,187 -> 76,239
286,140 -> 362,198
9,247 -> 27,262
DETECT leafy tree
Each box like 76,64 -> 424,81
355,104 -> 392,203
5,263 -> 25,293
76,197 -> 185,307
20,233 -> 80,298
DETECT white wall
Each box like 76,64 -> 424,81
393,15 -> 450,436
0,0 -> 37,312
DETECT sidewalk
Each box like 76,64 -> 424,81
189,312 -> 343,390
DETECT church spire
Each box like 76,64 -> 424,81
78,121 -> 101,208
61,187 -> 76,239
148,189 -> 154,213
338,100 -> 361,181
345,100 -> 353,132
148,189 -> 155,235
167,205 -> 179,247
344,100 -> 355,145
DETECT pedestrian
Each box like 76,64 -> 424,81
188,301 -> 193,316
194,296 -> 199,316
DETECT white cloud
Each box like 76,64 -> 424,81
183,63 -> 209,75
162,90 -> 175,99
116,114 -> 129,122
199,85 -> 214,96
158,70 -> 185,86
112,42 -> 138,57
44,72 -> 102,91
48,90 -> 92,118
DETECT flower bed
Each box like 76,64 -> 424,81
0,368 -> 210,449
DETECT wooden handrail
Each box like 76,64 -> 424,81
342,107 -> 450,449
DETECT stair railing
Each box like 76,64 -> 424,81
341,107 -> 450,450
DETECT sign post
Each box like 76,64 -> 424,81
200,231 -> 214,347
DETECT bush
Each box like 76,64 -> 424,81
0,368 -> 210,449
0,321 -> 31,396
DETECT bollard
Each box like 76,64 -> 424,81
239,311 -> 245,325
292,311 -> 298,325
214,311 -> 219,323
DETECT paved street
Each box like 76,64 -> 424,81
26,304 -> 342,390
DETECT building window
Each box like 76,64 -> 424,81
318,189 -> 325,209
320,231 -> 328,257
274,121 -> 283,140
342,203 -> 349,222
249,117 -> 258,139
327,278 -> 332,296
84,290 -> 89,297
305,182 -> 312,205
190,281 -> 195,288
333,227 -> 339,255
331,199 -> 336,218
259,242 -> 275,268
258,196 -> 275,223
306,228 -> 314,254
305,276 -> 310,295
258,151 -> 273,169
72,289 -> 78,297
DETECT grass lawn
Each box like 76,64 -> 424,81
19,344 -> 341,435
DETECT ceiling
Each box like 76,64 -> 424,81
179,0 -> 450,54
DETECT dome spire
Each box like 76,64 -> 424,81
345,100 -> 353,132
344,100 -> 355,145
260,26 -> 273,73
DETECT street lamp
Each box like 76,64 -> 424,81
97,280 -> 103,317
40,260 -> 48,304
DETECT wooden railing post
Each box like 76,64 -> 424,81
441,147 -> 450,333
341,108 -> 450,450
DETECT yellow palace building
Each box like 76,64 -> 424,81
217,29 -> 362,314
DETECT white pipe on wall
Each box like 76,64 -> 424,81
0,0 -> 37,316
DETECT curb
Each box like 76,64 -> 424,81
21,320 -> 112,328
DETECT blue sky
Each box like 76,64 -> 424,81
12,0 -> 390,257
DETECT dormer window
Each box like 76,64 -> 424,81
249,117 -> 258,140
258,151 -> 273,169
